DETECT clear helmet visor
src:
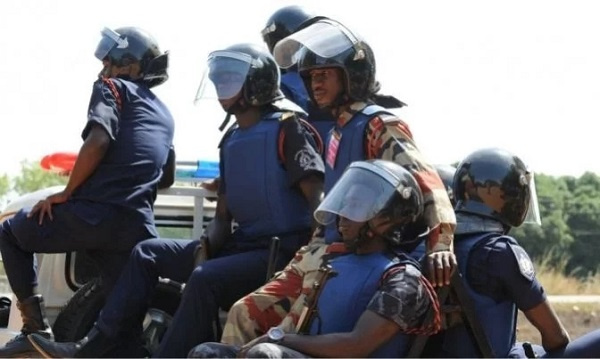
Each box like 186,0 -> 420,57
272,20 -> 357,69
524,172 -> 542,225
314,163 -> 398,225
194,51 -> 252,104
94,27 -> 129,61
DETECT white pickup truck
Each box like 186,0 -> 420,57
0,177 -> 216,354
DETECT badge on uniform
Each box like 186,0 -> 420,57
508,243 -> 535,281
326,130 -> 341,169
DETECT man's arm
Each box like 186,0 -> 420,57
65,124 -> 110,195
523,300 -> 570,352
158,145 -> 175,189
194,194 -> 232,265
366,116 -> 457,286
29,124 -> 110,223
280,310 -> 399,358
492,241 -> 570,352
280,115 -> 325,230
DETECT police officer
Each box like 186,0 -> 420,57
273,19 -> 456,284
28,43 -> 324,358
189,160 -> 441,358
433,148 -> 600,358
261,5 -> 324,114
200,6 -> 329,195
0,26 -> 173,357
262,5 -> 335,146
212,19 -> 456,348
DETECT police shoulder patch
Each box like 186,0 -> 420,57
508,242 -> 535,281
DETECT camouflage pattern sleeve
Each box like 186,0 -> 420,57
366,264 -> 437,334
365,116 -> 456,253
221,242 -> 346,345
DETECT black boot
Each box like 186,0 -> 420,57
28,326 -> 115,358
0,294 -> 53,358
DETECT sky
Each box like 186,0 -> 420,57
1,0 -> 599,178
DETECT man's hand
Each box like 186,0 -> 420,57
28,190 -> 70,225
201,177 -> 220,192
237,334 -> 270,358
427,250 -> 457,287
193,235 -> 210,267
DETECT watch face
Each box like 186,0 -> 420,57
268,327 -> 285,341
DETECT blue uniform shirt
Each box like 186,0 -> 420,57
73,78 -> 175,224
466,236 -> 546,311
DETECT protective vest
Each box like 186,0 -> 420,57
323,105 -> 395,243
222,112 -> 311,241
442,232 -> 518,357
311,252 -> 416,357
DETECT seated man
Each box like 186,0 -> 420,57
431,147 -> 600,358
28,43 -> 324,358
0,26 -> 173,357
190,159 -> 441,358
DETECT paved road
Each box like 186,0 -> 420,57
548,295 -> 600,303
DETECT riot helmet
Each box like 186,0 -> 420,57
434,164 -> 457,206
195,43 -> 283,108
261,5 -> 325,53
95,27 -> 169,88
273,19 -> 377,102
315,160 -> 426,251
453,148 -> 541,228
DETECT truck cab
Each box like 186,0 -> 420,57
0,166 -> 217,352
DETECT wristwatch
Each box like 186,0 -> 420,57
267,326 -> 285,343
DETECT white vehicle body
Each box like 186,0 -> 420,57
0,183 -> 216,345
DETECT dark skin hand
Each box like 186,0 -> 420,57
523,299 -> 570,352
297,174 -> 324,233
157,145 -> 176,190
427,250 -> 457,287
28,124 -> 110,225
194,194 -> 232,266
238,311 -> 399,358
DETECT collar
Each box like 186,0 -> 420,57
335,101 -> 369,128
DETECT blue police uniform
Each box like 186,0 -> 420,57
89,111 -> 323,358
323,105 -> 393,243
0,78 -> 174,300
434,212 -> 600,358
312,252 -> 419,357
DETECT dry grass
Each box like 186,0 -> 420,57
533,255 -> 600,295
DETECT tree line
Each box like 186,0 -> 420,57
1,160 -> 599,278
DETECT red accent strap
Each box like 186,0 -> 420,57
278,127 -> 286,163
298,118 -> 324,154
278,118 -> 325,164
101,77 -> 123,111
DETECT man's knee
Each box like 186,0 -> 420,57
130,238 -> 164,261
186,265 -> 218,291
188,342 -> 239,358
2,210 -> 40,251
246,343 -> 289,358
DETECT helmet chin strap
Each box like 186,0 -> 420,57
347,221 -> 381,251
218,97 -> 249,132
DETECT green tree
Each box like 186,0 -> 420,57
514,174 -> 574,263
0,174 -> 9,199
565,172 -> 600,276
12,160 -> 68,195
